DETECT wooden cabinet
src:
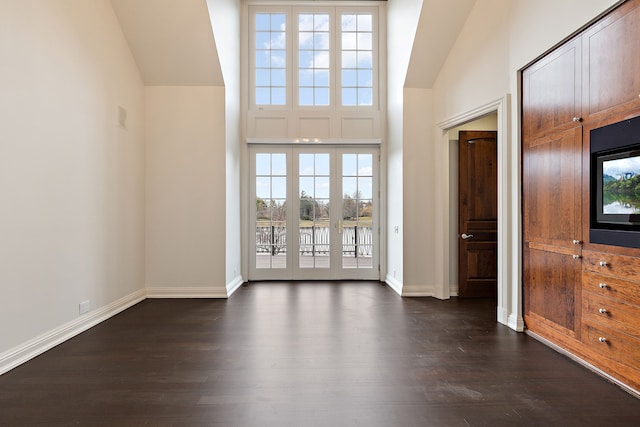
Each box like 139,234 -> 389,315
522,0 -> 640,395
522,38 -> 581,140
581,251 -> 640,390
524,244 -> 581,337
582,1 -> 640,122
523,46 -> 583,338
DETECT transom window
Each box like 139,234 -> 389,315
298,13 -> 330,106
255,13 -> 287,105
341,14 -> 373,106
250,5 -> 378,109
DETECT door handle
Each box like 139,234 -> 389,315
336,219 -> 343,234
461,233 -> 474,240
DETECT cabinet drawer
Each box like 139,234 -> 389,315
583,291 -> 640,339
583,271 -> 640,307
582,250 -> 640,281
583,324 -> 640,369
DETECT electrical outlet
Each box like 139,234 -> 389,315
79,300 -> 90,315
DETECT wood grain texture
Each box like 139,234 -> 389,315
522,37 -> 581,140
522,0 -> 640,401
582,0 -> 640,122
458,131 -> 498,298
1,282 -> 639,426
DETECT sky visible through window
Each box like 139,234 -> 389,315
299,14 -> 330,106
254,10 -> 374,107
341,14 -> 373,106
256,153 -> 373,204
256,13 -> 286,105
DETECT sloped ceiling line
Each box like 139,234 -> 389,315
111,0 -> 224,86
405,0 -> 476,89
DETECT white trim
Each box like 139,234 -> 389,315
227,275 -> 245,296
0,289 -> 146,376
526,330 -> 640,399
437,94 -> 524,332
508,313 -> 525,331
385,274 -> 402,295
437,97 -> 506,129
247,138 -> 381,145
145,287 -> 229,298
402,285 -> 435,297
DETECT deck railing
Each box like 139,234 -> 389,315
256,226 -> 373,256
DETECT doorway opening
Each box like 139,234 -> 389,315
457,129 -> 498,299
248,145 -> 380,281
438,95 -> 523,331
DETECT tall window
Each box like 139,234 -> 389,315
255,13 -> 286,105
341,14 -> 373,106
250,6 -> 378,109
298,13 -> 330,106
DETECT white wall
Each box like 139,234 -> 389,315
401,88 -> 437,296
145,86 -> 228,297
0,0 -> 145,356
207,0 -> 243,291
386,0 -> 424,292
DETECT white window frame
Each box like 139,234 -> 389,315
248,3 -> 380,112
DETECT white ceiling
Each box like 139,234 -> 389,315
110,0 -> 474,89
405,0 -> 477,88
111,0 -> 224,86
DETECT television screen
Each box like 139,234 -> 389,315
601,154 -> 640,215
590,115 -> 640,248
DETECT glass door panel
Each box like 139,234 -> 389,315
341,153 -> 374,270
254,152 -> 287,270
298,153 -> 331,269
250,146 -> 378,280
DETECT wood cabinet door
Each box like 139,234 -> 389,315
523,127 -> 583,248
522,38 -> 581,140
582,0 -> 640,121
524,244 -> 582,336
523,125 -> 582,337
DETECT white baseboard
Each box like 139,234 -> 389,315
507,313 -> 525,332
0,289 -> 145,376
226,275 -> 244,296
401,285 -> 435,297
146,286 -> 229,298
385,275 -> 403,295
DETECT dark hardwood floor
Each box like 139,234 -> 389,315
1,281 -> 639,426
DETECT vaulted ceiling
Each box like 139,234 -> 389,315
111,0 -> 223,86
110,0 -> 475,89
405,0 -> 476,88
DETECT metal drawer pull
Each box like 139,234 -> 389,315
572,117 -> 582,122
599,261 -> 609,267
598,308 -> 608,314
599,283 -> 608,289
598,337 -> 608,343
572,239 -> 581,245
573,254 -> 581,260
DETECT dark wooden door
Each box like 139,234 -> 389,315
458,131 -> 497,298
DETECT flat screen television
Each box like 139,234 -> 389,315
590,115 -> 640,249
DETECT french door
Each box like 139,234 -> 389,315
249,145 -> 379,280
